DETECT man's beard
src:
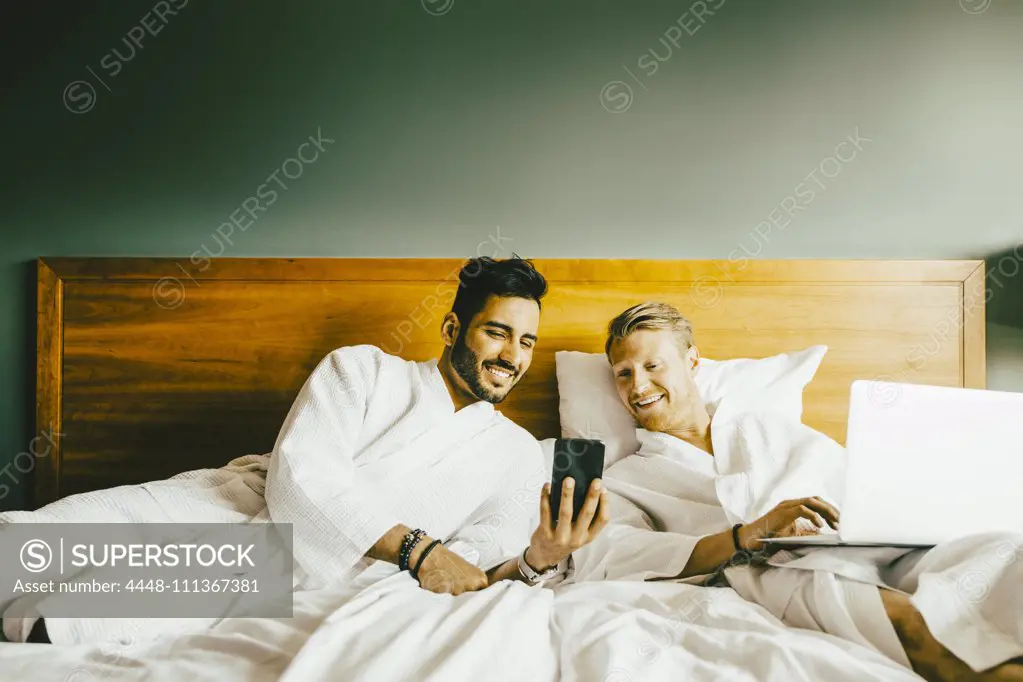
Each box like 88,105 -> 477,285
450,333 -> 514,404
636,393 -> 699,434
637,410 -> 677,433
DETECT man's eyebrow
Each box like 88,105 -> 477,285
482,321 -> 538,342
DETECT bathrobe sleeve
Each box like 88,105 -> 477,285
444,430 -> 547,572
568,489 -> 706,583
266,346 -> 402,587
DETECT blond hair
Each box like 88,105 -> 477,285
605,301 -> 694,358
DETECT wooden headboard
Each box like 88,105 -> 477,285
36,258 -> 986,508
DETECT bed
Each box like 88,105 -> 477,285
6,257 -> 987,681
34,257 -> 985,506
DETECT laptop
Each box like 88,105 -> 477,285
762,380 -> 1023,549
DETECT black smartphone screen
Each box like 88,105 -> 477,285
550,438 -> 606,523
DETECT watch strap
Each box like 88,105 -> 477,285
518,548 -> 559,584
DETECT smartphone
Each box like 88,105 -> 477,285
550,438 -> 606,523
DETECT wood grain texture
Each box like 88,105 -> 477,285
35,259 -> 63,507
37,258 -> 984,507
43,258 -> 981,283
963,263 -> 987,389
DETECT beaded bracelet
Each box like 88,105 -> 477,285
398,529 -> 424,570
398,528 -> 426,572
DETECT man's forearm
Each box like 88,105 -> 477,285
487,548 -> 560,585
677,526 -> 745,579
486,557 -> 526,585
366,524 -> 436,568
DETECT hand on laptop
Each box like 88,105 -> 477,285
738,497 -> 841,551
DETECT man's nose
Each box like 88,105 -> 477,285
631,370 -> 650,394
499,342 -> 520,369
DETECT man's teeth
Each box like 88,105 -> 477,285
486,366 -> 512,379
636,395 -> 663,407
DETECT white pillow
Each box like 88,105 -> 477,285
556,345 -> 827,467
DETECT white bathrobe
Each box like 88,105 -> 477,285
2,345 -> 544,645
569,400 -> 1023,672
265,344 -> 546,589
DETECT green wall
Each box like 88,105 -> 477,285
2,0 -> 1021,510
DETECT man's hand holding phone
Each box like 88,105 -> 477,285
524,477 -> 610,571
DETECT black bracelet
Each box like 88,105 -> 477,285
410,539 -> 442,581
398,529 -> 426,571
731,523 -> 744,553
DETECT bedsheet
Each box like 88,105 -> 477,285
0,574 -> 923,682
0,453 -> 923,681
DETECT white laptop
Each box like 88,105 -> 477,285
762,380 -> 1023,548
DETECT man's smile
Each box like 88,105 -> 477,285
633,393 -> 664,410
485,364 -> 514,381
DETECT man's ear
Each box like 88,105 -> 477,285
686,344 -> 701,373
441,312 -> 460,347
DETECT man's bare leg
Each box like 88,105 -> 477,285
880,589 -> 1023,682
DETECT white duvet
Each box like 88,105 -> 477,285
0,451 -> 922,682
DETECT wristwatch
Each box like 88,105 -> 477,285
517,548 -> 561,585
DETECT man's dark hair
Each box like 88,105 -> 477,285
450,256 -> 548,328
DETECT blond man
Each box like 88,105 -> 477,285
569,301 -> 1023,682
